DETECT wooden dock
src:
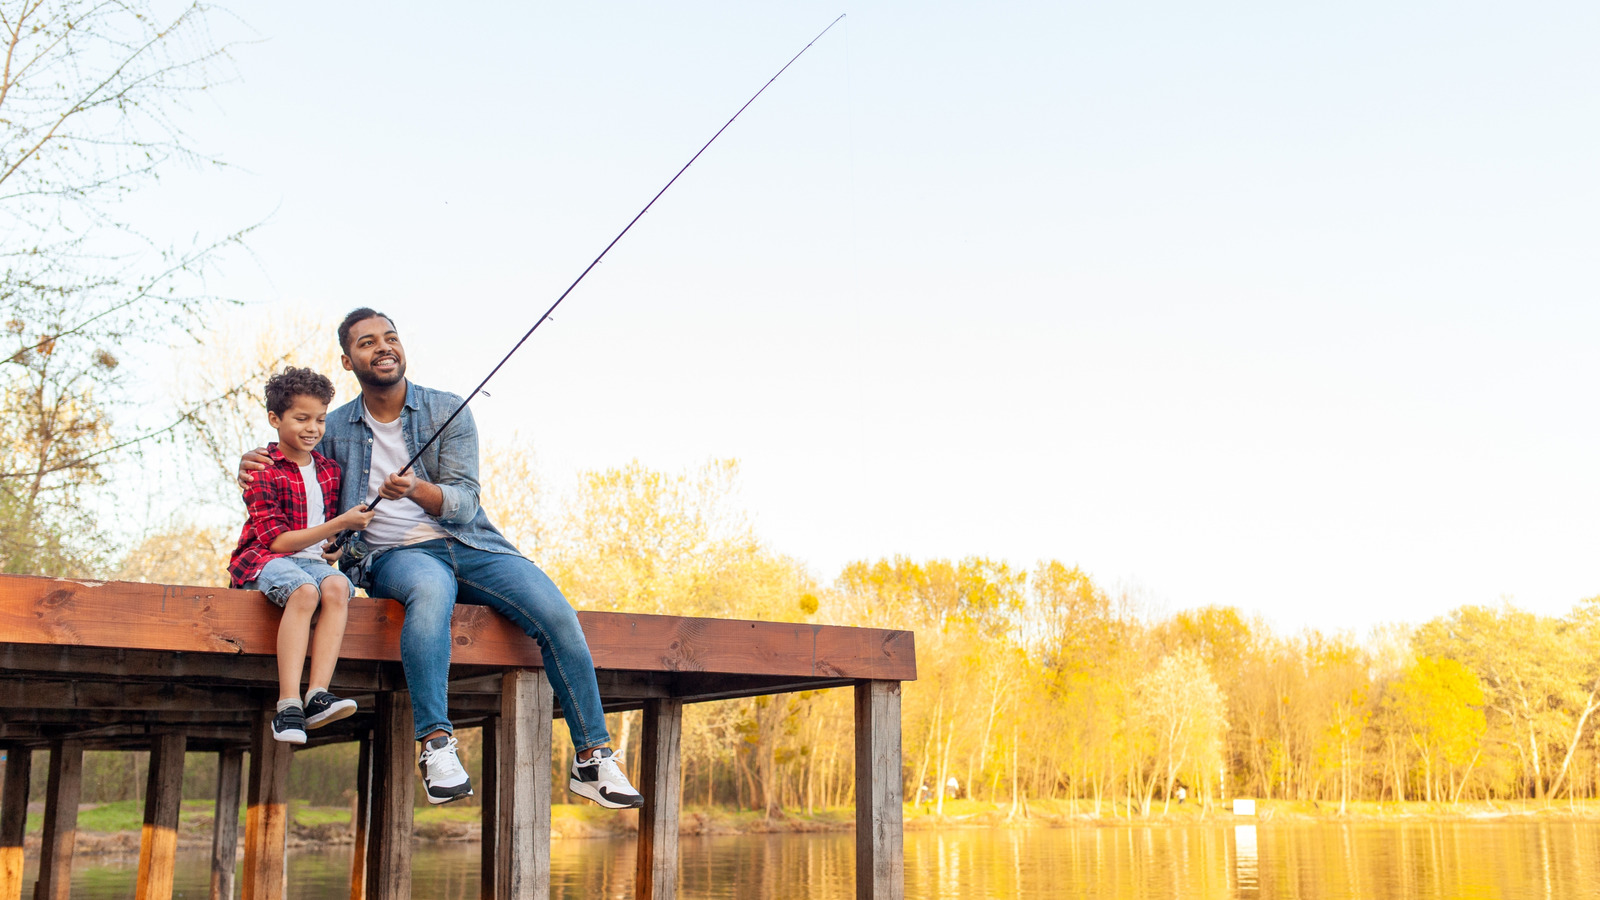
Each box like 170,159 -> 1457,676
0,574 -> 915,899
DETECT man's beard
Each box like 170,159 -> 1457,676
355,357 -> 406,387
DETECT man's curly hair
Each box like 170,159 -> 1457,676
338,307 -> 396,354
264,367 -> 336,416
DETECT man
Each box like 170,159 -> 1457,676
242,308 -> 641,809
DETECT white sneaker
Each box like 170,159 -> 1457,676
569,747 -> 643,809
418,735 -> 473,804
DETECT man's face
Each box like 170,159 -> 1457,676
342,316 -> 406,387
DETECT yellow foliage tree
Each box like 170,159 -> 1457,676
1380,655 -> 1487,802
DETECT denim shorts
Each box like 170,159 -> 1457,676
248,556 -> 351,607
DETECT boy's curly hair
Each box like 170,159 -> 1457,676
264,366 -> 336,416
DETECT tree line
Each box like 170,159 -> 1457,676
72,452 -> 1600,816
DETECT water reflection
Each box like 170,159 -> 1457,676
22,820 -> 1600,899
1235,824 -> 1257,896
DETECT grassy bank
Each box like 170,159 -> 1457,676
18,800 -> 856,854
23,796 -> 1600,855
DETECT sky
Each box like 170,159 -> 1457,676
136,1 -> 1600,633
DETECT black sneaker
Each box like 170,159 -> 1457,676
569,747 -> 643,809
271,705 -> 307,744
418,735 -> 473,804
304,691 -> 358,728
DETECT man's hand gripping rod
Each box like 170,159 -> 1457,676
329,14 -> 847,565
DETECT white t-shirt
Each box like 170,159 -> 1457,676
291,462 -> 327,560
361,409 -> 449,550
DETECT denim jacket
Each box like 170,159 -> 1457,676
319,381 -> 520,577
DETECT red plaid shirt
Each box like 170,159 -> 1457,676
227,443 -> 343,587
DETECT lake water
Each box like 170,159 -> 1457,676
21,820 -> 1600,898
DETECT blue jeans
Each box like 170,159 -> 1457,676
367,538 -> 610,750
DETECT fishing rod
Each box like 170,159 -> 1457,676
331,13 -> 847,564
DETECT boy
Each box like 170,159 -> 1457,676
228,367 -> 376,743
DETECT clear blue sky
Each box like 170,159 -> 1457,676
144,1 -> 1600,631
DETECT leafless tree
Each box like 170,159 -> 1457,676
0,0 -> 251,573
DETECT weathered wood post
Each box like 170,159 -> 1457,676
211,747 -> 244,900
349,730 -> 371,900
366,691 -> 414,900
33,739 -> 83,900
0,748 -> 30,900
136,731 -> 189,900
479,717 -> 499,900
498,668 -> 552,900
243,709 -> 293,900
854,680 -> 904,900
636,698 -> 684,900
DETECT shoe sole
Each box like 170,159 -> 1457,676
306,700 -> 358,728
569,778 -> 643,809
272,728 -> 306,744
424,785 -> 473,805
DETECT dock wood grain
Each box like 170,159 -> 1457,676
0,575 -> 915,681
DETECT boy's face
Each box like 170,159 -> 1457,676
267,394 -> 330,455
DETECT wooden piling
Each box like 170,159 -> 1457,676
636,698 -> 684,900
854,681 -> 904,900
0,748 -> 29,900
349,730 -> 371,900
479,717 -> 499,900
136,731 -> 188,900
33,739 -> 83,900
243,709 -> 292,900
210,748 -> 244,900
365,691 -> 414,900
498,669 -> 552,900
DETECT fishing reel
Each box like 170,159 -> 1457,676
333,530 -> 371,574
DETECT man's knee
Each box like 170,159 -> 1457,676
385,564 -> 455,608
391,580 -> 457,645
403,584 -> 455,623
539,604 -> 586,644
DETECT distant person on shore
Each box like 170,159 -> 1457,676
238,309 -> 642,809
228,367 -> 376,743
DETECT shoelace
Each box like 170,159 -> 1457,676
584,752 -> 626,777
420,736 -> 466,780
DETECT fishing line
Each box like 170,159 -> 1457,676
332,13 -> 847,561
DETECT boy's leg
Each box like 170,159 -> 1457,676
367,542 -> 458,741
304,573 -> 352,693
275,583 -> 320,700
254,558 -> 322,703
303,570 -> 359,729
